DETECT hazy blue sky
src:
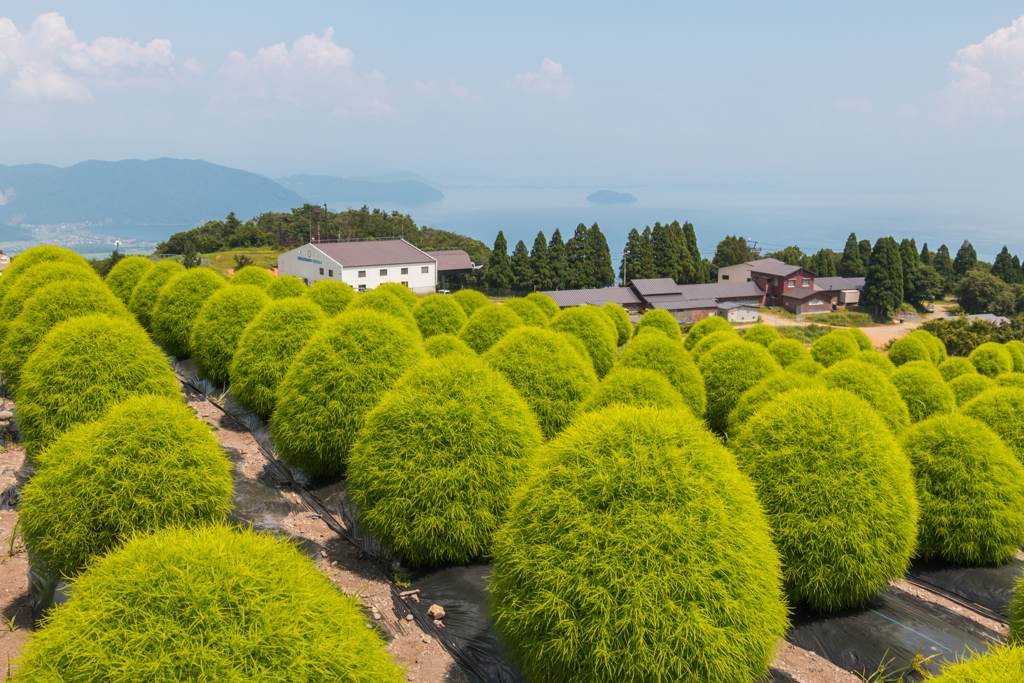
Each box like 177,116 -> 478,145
2,2 -> 1022,209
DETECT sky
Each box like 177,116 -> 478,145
1,2 -> 1023,254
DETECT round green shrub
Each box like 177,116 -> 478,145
1,280 -> 129,393
600,302 -> 632,346
266,274 -> 306,299
900,413 -> 1024,565
887,334 -> 932,366
17,314 -> 180,455
768,338 -> 812,366
374,281 -> 419,310
963,387 -> 1024,464
743,324 -> 781,348
190,285 -> 271,385
851,349 -> 895,374
104,255 -> 154,306
128,259 -> 186,330
698,339 -> 781,434
0,245 -> 88,307
847,327 -> 872,351
821,359 -> 912,434
423,333 -> 475,359
910,329 -> 947,364
618,332 -> 706,417
633,308 -> 682,342
304,279 -> 355,316
229,265 -> 273,288
891,360 -> 956,422
691,330 -> 738,363
150,267 -> 227,358
788,359 -> 824,375
503,297 -> 547,328
547,306 -> 618,378
12,525 -> 404,683
229,298 -> 326,418
413,293 -> 468,338
998,373 -> 1024,389
939,356 -> 977,381
349,355 -> 541,566
273,309 -> 425,477
452,288 -> 489,316
810,330 -> 859,367
348,288 -> 418,333
683,315 -> 733,350
485,328 -> 597,438
490,406 -> 789,683
582,367 -> 685,413
0,261 -> 100,342
969,342 -> 1014,378
732,386 -> 918,612
728,370 -> 824,436
458,304 -> 523,354
20,395 -> 233,576
526,291 -> 559,318
928,646 -> 1024,682
949,373 -> 995,406
1006,340 -> 1024,372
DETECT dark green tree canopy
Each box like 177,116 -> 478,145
529,231 -> 553,291
548,228 -> 568,290
919,243 -> 933,266
487,231 -> 514,289
953,240 -> 978,280
620,228 -> 656,283
956,270 -> 1017,316
864,237 -> 904,315
858,239 -> 873,271
992,246 -> 1024,285
587,223 -> 617,288
765,246 -> 806,267
712,235 -> 753,270
564,223 -> 589,288
900,238 -> 920,302
510,239 -> 533,290
839,233 -> 865,277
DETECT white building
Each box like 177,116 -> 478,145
277,239 -> 473,296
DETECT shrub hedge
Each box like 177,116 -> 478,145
12,526 -> 404,682
633,309 -> 682,342
229,298 -> 326,418
910,329 -> 947,365
768,338 -> 812,367
349,355 -> 542,566
413,293 -> 469,338
458,304 -> 523,354
503,298 -> 547,328
618,332 -> 706,417
847,327 -> 872,351
423,333 -> 475,359
190,285 -> 271,385
526,291 -> 559,318
810,331 -> 859,367
732,386 -> 918,612
683,314 -> 733,350
963,387 -> 1024,464
691,330 -> 738,363
272,309 -> 425,477
490,406 -> 789,683
0,245 -> 88,307
788,359 -> 824,375
452,288 -> 489,316
969,342 -> 1014,378
229,265 -> 273,288
128,259 -> 186,330
0,261 -> 100,342
927,646 -> 1024,682
600,302 -> 632,346
698,339 -> 781,434
821,359 -> 912,434
374,281 -> 419,310
728,371 -> 824,436
939,357 -> 977,381
547,307 -> 618,378
17,314 -> 180,455
949,374 -> 995,406
485,327 -> 598,438
582,367 -> 686,413
20,395 -> 233,576
104,255 -> 154,305
1006,340 -> 1024,372
150,267 -> 227,358
743,324 -> 781,348
303,278 -> 356,316
888,334 -> 932,367
266,274 -> 306,299
348,288 -> 418,333
890,360 -> 956,422
998,374 -> 1024,389
900,413 -> 1024,565
851,350 -> 895,374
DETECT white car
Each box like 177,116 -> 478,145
438,289 -> 452,295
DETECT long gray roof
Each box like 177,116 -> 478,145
542,288 -> 642,308
628,278 -> 680,296
650,298 -> 718,311
814,276 -> 865,291
676,281 -> 764,300
316,239 -> 432,267
424,249 -> 473,273
749,261 -> 810,278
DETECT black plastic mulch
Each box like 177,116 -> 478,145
907,558 -> 1024,618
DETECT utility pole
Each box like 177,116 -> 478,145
324,204 -> 329,242
314,205 -> 321,244
622,249 -> 630,287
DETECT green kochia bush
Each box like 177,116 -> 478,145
900,414 -> 1024,565
273,310 -> 425,477
266,274 -> 306,299
891,360 -> 956,422
963,388 -> 1024,464
304,279 -> 355,316
349,288 -> 418,333
230,298 -> 326,418
0,245 -> 88,307
949,374 -> 994,406
821,359 -> 911,434
698,339 -> 780,434
104,255 -> 153,305
788,359 -> 824,375
810,331 -> 859,367
490,406 -> 789,683
939,357 -> 977,381
969,342 -> 1014,378
910,329 -> 946,365
349,355 -> 542,566
458,304 -> 523,354
150,267 -> 227,358
582,367 -> 686,413
600,302 -> 632,346
728,371 -> 824,436
548,307 -> 618,378
683,314 -> 733,350
453,288 -> 489,316
633,308 -> 682,342
17,314 -> 180,455
928,646 -> 1024,682
888,334 -> 932,367
690,330 -> 737,363
0,261 -> 100,342
414,293 -> 468,338
847,327 -> 872,351
230,265 -> 274,288
190,285 -> 271,385
375,281 -> 419,310
503,298 -> 547,328
0,280 -> 130,394
526,291 -> 559,318
1006,340 -> 1024,372
20,395 -> 233,576
743,324 -> 781,348
12,526 -> 404,683
768,338 -> 812,366
485,328 -> 597,438
128,259 -> 186,330
423,333 -> 475,359
852,350 -> 895,374
998,373 -> 1024,389
732,387 -> 918,612
618,332 -> 706,417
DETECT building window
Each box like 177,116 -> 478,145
772,278 -> 778,286
401,281 -> 409,287
358,284 -> 366,292
328,269 -> 333,277
421,266 -> 429,273
380,269 -> 388,276
722,274 -> 730,281
810,300 -> 822,306
787,279 -> 796,287
319,268 -> 324,275
358,270 -> 366,278
802,278 -> 810,287
401,267 -> 409,275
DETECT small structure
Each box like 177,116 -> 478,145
0,253 -> 9,273
780,287 -> 833,315
717,301 -> 759,323
815,276 -> 865,305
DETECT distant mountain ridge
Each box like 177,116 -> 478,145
587,190 -> 637,204
276,174 -> 444,205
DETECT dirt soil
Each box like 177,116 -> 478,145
0,423 -> 29,680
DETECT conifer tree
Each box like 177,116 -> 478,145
864,237 -> 904,315
838,233 -> 864,277
653,222 -> 695,282
620,229 -> 648,284
587,223 -> 616,288
899,238 -> 920,302
953,240 -> 978,281
810,249 -> 836,277
510,239 -> 533,290
548,229 -> 568,290
934,244 -> 955,296
712,235 -> 753,270
919,243 -> 933,266
858,240 -> 872,271
695,258 -> 711,284
530,231 -> 553,290
639,227 -> 656,278
991,246 -> 1024,285
486,231 -> 514,289
682,222 -> 701,283
565,223 -> 589,289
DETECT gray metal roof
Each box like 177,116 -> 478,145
749,261 -> 813,278
782,286 -> 831,301
424,249 -> 473,273
814,276 -> 865,291
627,278 -> 681,296
316,239 -> 432,268
651,298 -> 718,311
717,301 -> 758,310
542,288 -> 642,308
940,312 -> 1011,326
676,281 -> 764,300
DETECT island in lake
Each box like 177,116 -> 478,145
586,190 -> 637,204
